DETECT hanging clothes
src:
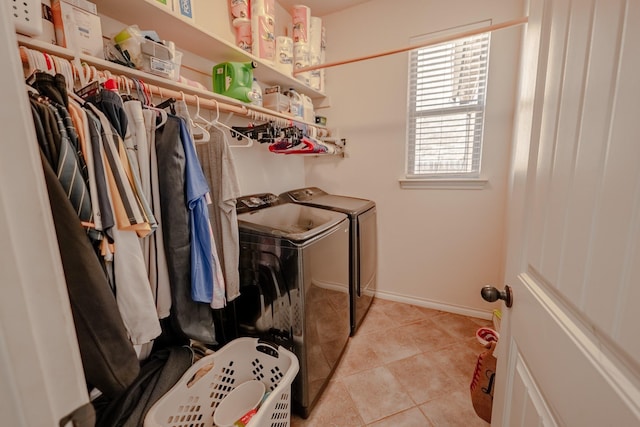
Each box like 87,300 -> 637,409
68,98 -> 105,236
28,79 -> 140,397
155,114 -> 217,344
86,88 -> 129,140
178,118 -> 217,304
84,102 -> 162,345
83,106 -> 116,242
119,101 -> 158,235
195,126 -> 242,302
144,108 -> 173,319
28,90 -> 96,237
173,100 -> 226,308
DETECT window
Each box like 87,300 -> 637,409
406,26 -> 490,179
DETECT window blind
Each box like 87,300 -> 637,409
407,31 -> 490,177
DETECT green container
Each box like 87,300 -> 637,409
212,61 -> 257,102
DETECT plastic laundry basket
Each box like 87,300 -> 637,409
144,337 -> 299,427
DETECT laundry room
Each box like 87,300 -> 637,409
8,0 -> 640,426
6,0 -> 522,424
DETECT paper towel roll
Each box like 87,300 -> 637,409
294,43 -> 310,85
233,18 -> 252,53
251,14 -> 275,62
309,17 -> 322,91
292,5 -> 310,44
228,0 -> 249,19
309,16 -> 322,55
294,43 -> 309,67
250,0 -> 275,62
309,53 -> 321,91
275,36 -> 293,76
252,0 -> 275,17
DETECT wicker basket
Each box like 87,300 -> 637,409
144,337 -> 299,427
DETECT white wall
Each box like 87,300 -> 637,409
305,0 -> 525,314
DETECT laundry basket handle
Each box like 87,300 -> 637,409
256,338 -> 282,358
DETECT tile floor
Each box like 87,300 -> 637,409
291,298 -> 492,426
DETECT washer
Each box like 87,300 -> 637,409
281,187 -> 377,335
234,193 -> 351,418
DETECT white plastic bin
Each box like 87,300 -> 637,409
144,337 -> 299,427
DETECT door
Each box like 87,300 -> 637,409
0,2 -> 92,426
492,0 -> 640,425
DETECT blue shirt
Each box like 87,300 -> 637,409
178,118 -> 215,303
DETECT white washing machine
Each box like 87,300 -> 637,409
234,193 -> 351,418
281,187 -> 377,335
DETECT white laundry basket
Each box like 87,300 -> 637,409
144,337 -> 299,427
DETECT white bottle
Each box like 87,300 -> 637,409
301,94 -> 314,123
287,88 -> 303,119
249,78 -> 263,107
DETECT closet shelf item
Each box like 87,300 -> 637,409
91,0 -> 326,100
17,35 -> 325,132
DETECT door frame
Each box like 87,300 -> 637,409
0,2 -> 90,425
492,0 -> 550,423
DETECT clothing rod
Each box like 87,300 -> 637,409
17,40 -> 317,131
293,16 -> 528,75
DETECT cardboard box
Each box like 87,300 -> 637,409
52,0 -> 103,58
60,0 -> 97,14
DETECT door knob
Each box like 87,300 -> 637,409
481,285 -> 513,308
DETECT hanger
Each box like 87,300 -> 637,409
52,55 -> 74,91
132,79 -> 168,127
189,95 -> 210,143
144,102 -> 169,128
155,97 -> 176,114
25,83 -> 39,95
231,121 -> 280,144
207,99 -> 254,148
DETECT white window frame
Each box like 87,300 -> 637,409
402,21 -> 491,189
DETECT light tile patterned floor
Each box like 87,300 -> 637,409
291,298 -> 492,426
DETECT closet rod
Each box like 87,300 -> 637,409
294,16 -> 528,75
17,39 -> 317,131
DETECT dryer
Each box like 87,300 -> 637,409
234,193 -> 351,418
281,187 -> 377,335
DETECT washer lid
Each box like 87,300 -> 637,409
284,187 -> 329,202
302,194 -> 375,215
237,203 -> 347,241
282,187 -> 375,216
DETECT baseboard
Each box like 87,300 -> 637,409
374,290 -> 493,320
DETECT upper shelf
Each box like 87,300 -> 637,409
17,35 -> 327,131
92,0 -> 326,100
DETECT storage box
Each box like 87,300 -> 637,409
264,86 -> 289,113
114,26 -> 182,80
51,0 -> 103,58
58,0 -> 97,14
140,40 -> 182,80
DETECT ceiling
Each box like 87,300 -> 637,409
277,0 -> 372,17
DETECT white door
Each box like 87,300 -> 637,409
0,2 -> 92,426
491,0 -> 640,425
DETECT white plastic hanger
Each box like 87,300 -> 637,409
190,95 -> 211,143
209,99 -> 254,148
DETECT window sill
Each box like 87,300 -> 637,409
399,177 -> 489,190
